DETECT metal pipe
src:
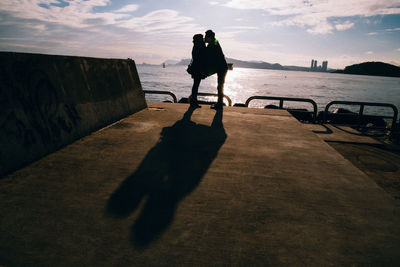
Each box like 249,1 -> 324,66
143,90 -> 178,103
245,96 -> 318,122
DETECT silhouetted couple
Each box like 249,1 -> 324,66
188,30 -> 228,110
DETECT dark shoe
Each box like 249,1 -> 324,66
210,103 -> 223,110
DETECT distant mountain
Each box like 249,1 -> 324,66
137,62 -> 158,66
225,58 -> 286,70
282,65 -> 311,72
176,58 -> 191,65
176,57 -> 292,70
163,59 -> 180,65
343,62 -> 400,78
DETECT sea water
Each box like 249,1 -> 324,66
137,65 -> 400,118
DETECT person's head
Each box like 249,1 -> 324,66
193,34 -> 204,45
205,29 -> 215,44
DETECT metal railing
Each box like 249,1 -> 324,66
324,101 -> 398,130
143,90 -> 232,106
245,96 -> 318,121
195,93 -> 232,106
143,90 -> 177,103
142,91 -> 399,130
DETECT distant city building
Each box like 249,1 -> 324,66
310,59 -> 328,72
322,61 -> 328,71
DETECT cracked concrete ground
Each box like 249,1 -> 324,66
1,103 -> 399,266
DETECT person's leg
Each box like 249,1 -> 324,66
191,77 -> 201,107
216,69 -> 227,105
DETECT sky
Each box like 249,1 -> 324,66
1,0 -> 400,69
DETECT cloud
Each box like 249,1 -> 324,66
0,42 -> 54,50
365,18 -> 382,25
306,21 -> 334,35
117,9 -> 200,34
114,4 -> 139,13
223,0 -> 400,34
384,27 -> 400,31
215,30 -> 264,56
0,1 -> 203,62
366,51 -> 374,54
209,1 -> 219,5
226,26 -> 258,30
0,1 -> 199,33
0,0 -> 128,28
397,48 -> 400,52
335,21 -> 354,31
366,27 -> 400,35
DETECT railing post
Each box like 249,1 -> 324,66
392,105 -> 398,132
324,100 -> 398,132
359,104 -> 364,125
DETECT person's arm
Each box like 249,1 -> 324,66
216,43 -> 225,59
216,43 -> 227,68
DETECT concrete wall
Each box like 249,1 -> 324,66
0,52 -> 147,177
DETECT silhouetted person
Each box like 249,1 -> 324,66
188,34 -> 207,108
205,29 -> 228,110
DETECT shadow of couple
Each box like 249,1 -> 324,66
106,106 -> 227,248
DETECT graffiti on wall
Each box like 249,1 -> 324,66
0,66 -> 81,150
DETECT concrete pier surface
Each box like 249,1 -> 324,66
1,102 -> 399,266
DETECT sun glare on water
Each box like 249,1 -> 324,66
215,67 -> 249,104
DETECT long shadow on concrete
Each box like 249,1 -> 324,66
106,106 -> 227,247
